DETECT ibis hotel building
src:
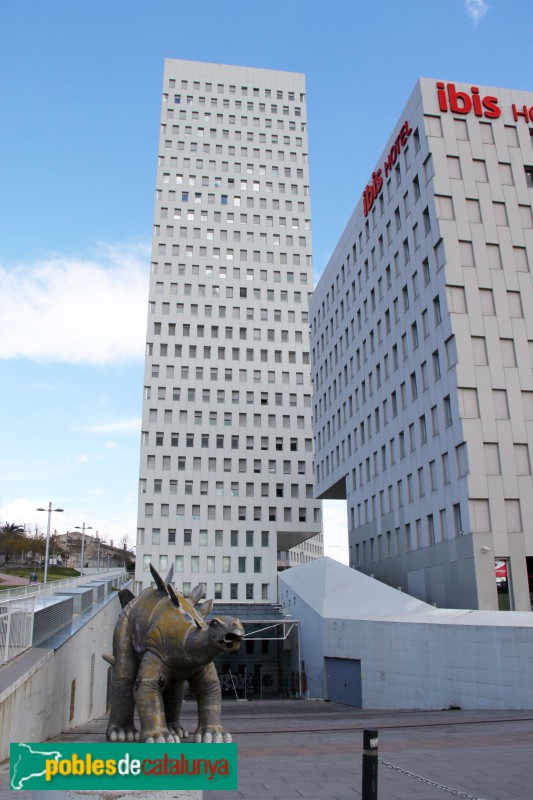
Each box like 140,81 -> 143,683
135,60 -> 322,600
311,79 -> 533,611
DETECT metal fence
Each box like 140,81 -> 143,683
0,569 -> 126,602
0,569 -> 127,666
0,594 -> 36,665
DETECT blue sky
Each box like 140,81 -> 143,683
0,0 -> 531,556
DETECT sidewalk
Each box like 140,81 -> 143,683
0,572 -> 30,586
2,700 -> 532,799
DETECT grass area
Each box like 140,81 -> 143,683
0,565 -> 81,583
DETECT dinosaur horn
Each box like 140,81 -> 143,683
118,588 -> 135,608
167,584 -> 180,608
149,563 -> 168,595
189,584 -> 204,605
164,563 -> 175,586
198,599 -> 213,618
102,653 -> 115,666
194,619 -> 202,630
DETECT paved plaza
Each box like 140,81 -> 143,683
201,702 -> 533,800
2,699 -> 532,799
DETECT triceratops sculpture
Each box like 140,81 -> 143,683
104,563 -> 243,743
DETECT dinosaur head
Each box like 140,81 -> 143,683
207,617 -> 244,652
146,565 -> 244,654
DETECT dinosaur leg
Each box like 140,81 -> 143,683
189,663 -> 231,743
106,609 -> 139,742
163,680 -> 189,739
134,651 -> 178,743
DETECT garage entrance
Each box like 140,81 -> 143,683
325,657 -> 362,707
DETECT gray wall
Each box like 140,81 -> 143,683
279,563 -> 533,710
0,595 -> 119,760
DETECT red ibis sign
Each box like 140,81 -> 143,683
436,82 -> 500,119
437,81 -> 533,123
361,81 -> 533,217
494,559 -> 507,579
363,121 -> 412,217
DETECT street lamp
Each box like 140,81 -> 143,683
75,523 -> 93,575
36,503 -> 64,584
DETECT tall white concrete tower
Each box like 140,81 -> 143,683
135,59 -> 322,600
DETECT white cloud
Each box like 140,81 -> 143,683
104,441 -> 118,450
75,454 -> 89,463
0,241 -> 150,364
0,498 -> 137,547
465,0 -> 490,24
0,498 -> 65,533
77,418 -> 141,433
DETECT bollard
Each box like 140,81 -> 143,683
361,729 -> 378,800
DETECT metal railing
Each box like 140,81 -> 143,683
0,569 -> 127,666
0,595 -> 36,665
0,569 -> 126,602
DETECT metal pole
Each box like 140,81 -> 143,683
75,523 -> 92,574
80,523 -> 85,575
43,502 -> 52,584
362,729 -> 378,800
37,503 -> 63,584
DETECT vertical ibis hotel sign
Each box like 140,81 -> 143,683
362,121 -> 412,217
362,81 -> 533,216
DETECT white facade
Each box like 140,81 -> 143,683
279,557 -> 533,709
135,59 -> 322,601
311,79 -> 533,611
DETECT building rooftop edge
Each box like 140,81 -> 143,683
163,57 -> 305,80
312,76 -> 533,301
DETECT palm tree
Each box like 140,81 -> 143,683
0,523 -> 28,563
0,523 -> 25,537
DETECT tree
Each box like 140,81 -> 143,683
0,523 -> 28,563
118,533 -> 135,570
0,523 -> 25,537
26,527 -> 46,565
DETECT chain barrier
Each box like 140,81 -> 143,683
378,757 -> 490,800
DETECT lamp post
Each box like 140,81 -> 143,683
75,523 -> 92,575
36,503 -> 64,584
